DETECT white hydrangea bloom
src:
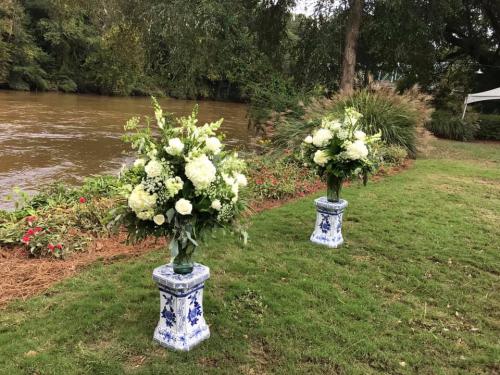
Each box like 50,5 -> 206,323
133,158 -> 146,168
185,155 -> 217,190
313,150 -> 330,166
312,128 -> 333,147
153,214 -> 165,225
235,173 -> 247,187
354,130 -> 366,140
175,198 -> 193,215
165,138 -> 184,156
337,129 -> 348,140
144,159 -> 163,178
222,173 -> 235,186
346,140 -> 369,160
205,137 -> 222,154
128,184 -> 157,213
165,176 -> 184,198
304,135 -> 313,144
211,199 -> 222,211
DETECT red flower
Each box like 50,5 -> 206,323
79,197 -> 87,203
56,244 -> 63,249
34,227 -> 43,234
255,178 -> 263,185
21,236 -> 30,244
48,244 -> 55,252
25,216 -> 37,224
26,228 -> 35,236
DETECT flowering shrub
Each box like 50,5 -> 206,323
112,99 -> 247,261
17,216 -> 64,257
247,155 -> 318,200
301,107 -> 382,200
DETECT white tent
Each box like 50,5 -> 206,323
462,87 -> 500,119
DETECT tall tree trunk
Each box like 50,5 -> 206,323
340,0 -> 364,94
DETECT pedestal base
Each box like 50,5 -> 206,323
310,197 -> 348,248
152,263 -> 210,351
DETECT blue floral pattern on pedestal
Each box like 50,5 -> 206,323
319,214 -> 331,233
187,292 -> 202,326
161,298 -> 176,328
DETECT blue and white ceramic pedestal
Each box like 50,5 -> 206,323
310,197 -> 348,248
152,263 -> 210,351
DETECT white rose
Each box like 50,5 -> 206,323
165,138 -> 184,156
354,130 -> 366,140
185,155 -> 216,190
304,135 -> 313,144
175,198 -> 193,215
312,128 -> 333,147
128,185 -> 157,213
153,214 -> 165,225
133,158 -> 146,168
346,140 -> 369,160
313,150 -> 330,166
205,137 -> 222,155
211,199 -> 222,211
235,173 -> 247,187
144,159 -> 163,178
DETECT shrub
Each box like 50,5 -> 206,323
273,84 -> 433,158
247,154 -> 318,201
476,114 -> 500,141
380,145 -> 408,166
426,110 -> 479,141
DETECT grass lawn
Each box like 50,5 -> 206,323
0,138 -> 498,374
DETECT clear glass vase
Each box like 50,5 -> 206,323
326,174 -> 343,202
173,243 -> 195,274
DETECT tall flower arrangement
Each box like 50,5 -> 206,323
113,99 -> 247,274
301,107 -> 381,201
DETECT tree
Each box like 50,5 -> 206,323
340,0 -> 364,93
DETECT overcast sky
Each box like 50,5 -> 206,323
293,0 -> 316,16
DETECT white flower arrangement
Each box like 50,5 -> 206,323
301,107 -> 381,200
114,98 -> 247,265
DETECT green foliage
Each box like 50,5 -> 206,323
0,176 -> 123,257
247,154 -> 318,200
329,86 -> 433,158
476,114 -> 500,141
426,110 -> 479,142
379,144 -> 408,167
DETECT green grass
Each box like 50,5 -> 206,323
1,139 -> 499,374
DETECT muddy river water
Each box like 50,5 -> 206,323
0,90 -> 249,209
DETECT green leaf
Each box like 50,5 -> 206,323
169,239 -> 179,258
185,231 -> 199,247
166,208 -> 175,223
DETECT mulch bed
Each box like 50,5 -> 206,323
0,161 -> 413,308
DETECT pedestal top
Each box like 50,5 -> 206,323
314,196 -> 348,212
153,263 -> 210,291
